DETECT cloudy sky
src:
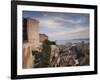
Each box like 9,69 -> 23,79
23,11 -> 90,41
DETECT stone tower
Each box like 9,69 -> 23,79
22,18 -> 40,69
27,18 -> 39,43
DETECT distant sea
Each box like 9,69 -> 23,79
56,38 -> 89,45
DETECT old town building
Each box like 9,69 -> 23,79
39,34 -> 48,42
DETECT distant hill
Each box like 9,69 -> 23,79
56,38 -> 89,45
72,38 -> 89,41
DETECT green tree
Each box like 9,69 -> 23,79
40,40 -> 51,67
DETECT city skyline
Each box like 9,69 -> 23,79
23,11 -> 90,41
